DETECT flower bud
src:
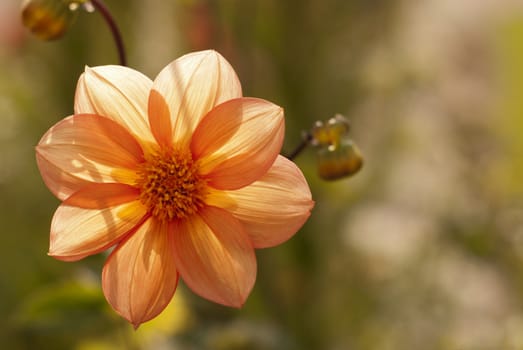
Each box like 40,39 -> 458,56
21,0 -> 80,40
316,138 -> 363,180
311,114 -> 350,148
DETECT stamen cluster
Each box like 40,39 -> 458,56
136,149 -> 206,221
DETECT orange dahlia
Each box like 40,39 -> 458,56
36,50 -> 314,328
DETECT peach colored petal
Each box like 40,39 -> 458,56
75,65 -> 155,143
171,206 -> 256,307
102,218 -> 178,328
209,156 -> 314,248
36,153 -> 94,201
63,183 -> 140,209
36,114 -> 144,189
191,98 -> 284,190
49,201 -> 148,261
152,50 -> 242,145
148,90 -> 172,148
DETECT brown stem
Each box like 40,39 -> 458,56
89,0 -> 127,66
285,132 -> 313,161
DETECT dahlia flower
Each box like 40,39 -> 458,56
36,50 -> 313,328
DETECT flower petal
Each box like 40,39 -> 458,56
36,153 -> 93,201
102,218 -> 178,329
152,50 -> 242,145
172,206 -> 256,307
191,98 -> 284,190
148,89 -> 172,148
49,201 -> 148,261
36,114 -> 144,198
75,65 -> 155,143
207,156 -> 314,248
63,183 -> 140,209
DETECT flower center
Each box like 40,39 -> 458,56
135,148 -> 207,221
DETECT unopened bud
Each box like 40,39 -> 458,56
311,114 -> 350,148
316,138 -> 363,180
21,0 -> 81,40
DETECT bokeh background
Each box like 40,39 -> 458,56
2,0 -> 523,349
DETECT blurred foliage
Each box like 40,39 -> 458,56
10,280 -> 116,349
3,0 -> 523,349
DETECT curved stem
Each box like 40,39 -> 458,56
285,132 -> 313,161
90,0 -> 127,66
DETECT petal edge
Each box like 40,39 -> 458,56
49,201 -> 147,261
172,206 -> 256,307
102,218 -> 179,328
192,98 -> 285,190
208,156 -> 314,248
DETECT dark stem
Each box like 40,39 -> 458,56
285,132 -> 313,161
90,0 -> 127,66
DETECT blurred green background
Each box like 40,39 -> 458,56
2,0 -> 523,349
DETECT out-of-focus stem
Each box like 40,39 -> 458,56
286,132 -> 313,161
90,0 -> 127,66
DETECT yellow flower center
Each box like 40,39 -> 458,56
135,148 -> 207,221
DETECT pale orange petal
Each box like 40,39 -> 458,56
36,114 -> 144,192
75,65 -> 155,143
102,218 -> 178,328
36,153 -> 93,201
208,156 -> 314,248
63,183 -> 140,209
152,50 -> 242,145
49,201 -> 148,261
191,98 -> 284,190
148,90 -> 172,148
172,206 -> 256,307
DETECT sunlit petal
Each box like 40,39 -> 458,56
191,98 -> 284,190
49,201 -> 148,261
36,153 -> 93,201
36,114 -> 144,190
172,206 -> 256,307
208,156 -> 314,248
102,218 -> 178,328
64,183 -> 140,209
152,50 -> 242,145
148,90 -> 172,148
75,65 -> 155,143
